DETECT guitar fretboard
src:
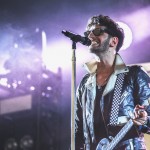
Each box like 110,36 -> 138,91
107,119 -> 133,150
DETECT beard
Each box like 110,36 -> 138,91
89,36 -> 111,55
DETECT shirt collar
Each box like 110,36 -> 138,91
83,53 -> 128,75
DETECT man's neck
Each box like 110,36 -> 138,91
96,51 -> 116,73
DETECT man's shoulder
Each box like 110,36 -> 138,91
77,74 -> 91,89
127,64 -> 141,69
80,73 -> 91,83
127,65 -> 144,73
127,65 -> 149,78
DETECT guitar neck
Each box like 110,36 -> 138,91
108,119 -> 133,150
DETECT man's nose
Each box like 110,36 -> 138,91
88,31 -> 95,39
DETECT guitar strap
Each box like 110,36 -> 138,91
109,73 -> 126,126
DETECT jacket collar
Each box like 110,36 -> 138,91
83,53 -> 128,75
84,53 -> 129,96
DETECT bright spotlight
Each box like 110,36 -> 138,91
117,21 -> 133,50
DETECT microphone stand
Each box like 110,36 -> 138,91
71,41 -> 76,150
61,30 -> 90,150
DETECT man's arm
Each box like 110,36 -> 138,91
133,66 -> 150,133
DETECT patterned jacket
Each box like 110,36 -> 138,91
75,54 -> 150,150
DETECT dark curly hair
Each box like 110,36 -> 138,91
86,15 -> 124,52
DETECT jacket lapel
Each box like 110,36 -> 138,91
84,54 -> 129,97
85,74 -> 96,101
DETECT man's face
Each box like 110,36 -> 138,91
85,25 -> 111,55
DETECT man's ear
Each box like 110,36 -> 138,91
110,37 -> 118,48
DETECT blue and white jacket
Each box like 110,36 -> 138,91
75,54 -> 150,150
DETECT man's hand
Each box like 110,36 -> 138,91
132,105 -> 148,126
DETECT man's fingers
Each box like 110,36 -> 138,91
134,111 -> 138,118
132,119 -> 142,126
133,118 -> 147,125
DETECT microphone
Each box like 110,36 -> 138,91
62,30 -> 91,46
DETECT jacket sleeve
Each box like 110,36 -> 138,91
75,74 -> 89,149
133,66 -> 150,133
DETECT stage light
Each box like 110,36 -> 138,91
29,86 -> 35,91
35,28 -> 40,33
7,84 -> 11,88
0,78 -> 8,86
47,86 -> 52,91
18,80 -> 22,85
26,74 -> 31,79
20,135 -> 34,150
42,92 -> 46,96
117,21 -> 133,50
12,82 -> 17,89
122,6 -> 150,43
42,73 -> 49,79
4,138 -> 18,150
42,39 -> 71,73
14,43 -> 18,49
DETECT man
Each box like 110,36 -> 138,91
75,15 -> 150,150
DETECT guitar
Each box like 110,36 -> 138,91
96,104 -> 149,150
96,119 -> 133,150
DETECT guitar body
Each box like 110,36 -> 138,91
96,110 -> 146,150
96,138 -> 110,150
96,119 -> 134,150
